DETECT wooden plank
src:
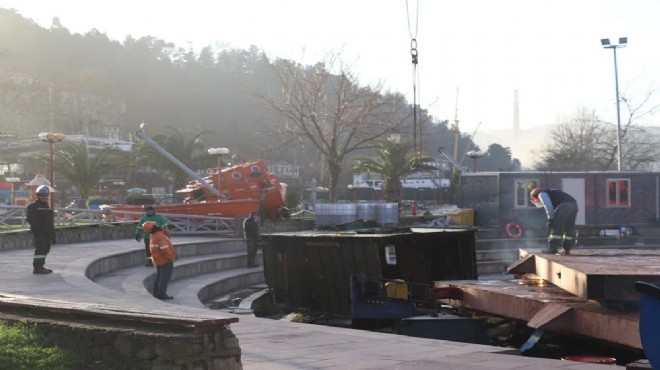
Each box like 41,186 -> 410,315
364,238 -> 382,278
285,238 -> 301,308
307,239 -> 327,309
319,239 -> 340,313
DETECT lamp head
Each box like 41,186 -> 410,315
38,132 -> 65,143
600,38 -> 611,46
208,147 -> 229,155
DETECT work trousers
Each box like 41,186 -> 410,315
547,202 -> 578,252
246,238 -> 259,267
32,231 -> 52,268
153,261 -> 174,298
143,237 -> 152,264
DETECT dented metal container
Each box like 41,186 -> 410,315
261,228 -> 477,315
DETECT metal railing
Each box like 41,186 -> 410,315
0,204 -> 236,235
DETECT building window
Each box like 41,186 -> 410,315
515,179 -> 539,208
607,179 -> 630,207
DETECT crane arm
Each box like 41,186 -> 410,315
135,124 -> 222,198
437,146 -> 469,173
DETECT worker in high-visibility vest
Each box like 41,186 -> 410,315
530,188 -> 578,255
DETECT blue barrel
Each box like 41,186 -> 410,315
314,203 -> 357,227
356,203 -> 376,221
375,203 -> 399,225
636,281 -> 660,369
313,203 -> 331,226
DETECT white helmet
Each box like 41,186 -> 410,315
36,185 -> 50,195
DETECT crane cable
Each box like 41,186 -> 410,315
406,0 -> 421,165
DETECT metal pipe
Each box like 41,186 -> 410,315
613,46 -> 623,172
135,126 -> 221,198
601,37 -> 627,171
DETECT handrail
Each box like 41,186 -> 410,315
0,204 -> 236,235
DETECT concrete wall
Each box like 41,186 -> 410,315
2,218 -> 314,253
0,223 -> 136,252
0,314 -> 241,370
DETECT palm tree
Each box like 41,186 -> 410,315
352,140 -> 436,202
54,140 -> 123,203
135,126 -> 216,190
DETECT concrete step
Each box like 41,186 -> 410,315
85,238 -> 245,278
476,248 -> 519,262
475,235 -> 660,251
477,225 -> 660,240
170,267 -> 265,309
477,260 -> 512,275
92,242 -> 264,308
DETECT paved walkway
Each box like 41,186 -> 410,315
0,237 -> 623,369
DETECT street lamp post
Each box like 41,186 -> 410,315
38,132 -> 65,208
347,184 -> 357,202
466,150 -> 486,173
208,147 -> 230,170
601,37 -> 627,172
6,177 -> 20,205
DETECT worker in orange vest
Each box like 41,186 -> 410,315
142,221 -> 177,300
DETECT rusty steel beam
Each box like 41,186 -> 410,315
434,279 -> 641,350
508,248 -> 660,302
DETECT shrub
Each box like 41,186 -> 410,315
0,320 -> 87,370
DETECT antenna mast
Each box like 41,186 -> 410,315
452,88 -> 460,175
406,0 -> 420,163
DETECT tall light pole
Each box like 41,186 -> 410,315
466,150 -> 486,173
601,37 -> 627,172
208,147 -> 230,170
38,132 -> 65,208
6,177 -> 20,205
347,184 -> 356,202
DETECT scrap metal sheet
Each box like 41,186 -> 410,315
434,277 -> 640,349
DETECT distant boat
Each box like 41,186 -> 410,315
351,177 -> 450,191
105,126 -> 286,220
106,160 -> 286,220
635,281 -> 660,368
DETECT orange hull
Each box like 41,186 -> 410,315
106,160 -> 287,220
106,199 -> 264,220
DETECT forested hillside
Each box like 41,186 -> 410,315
0,9 -> 274,154
0,8 -> 519,185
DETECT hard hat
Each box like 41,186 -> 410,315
36,185 -> 50,195
142,221 -> 156,233
530,188 -> 543,202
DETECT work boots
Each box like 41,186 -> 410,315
33,267 -> 53,274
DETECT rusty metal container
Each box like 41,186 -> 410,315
261,228 -> 477,315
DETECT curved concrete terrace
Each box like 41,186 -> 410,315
0,236 -> 622,370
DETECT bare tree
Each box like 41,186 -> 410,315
534,108 -> 611,170
534,102 -> 660,171
619,90 -> 660,170
254,55 -> 411,201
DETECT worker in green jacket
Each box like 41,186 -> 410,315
135,205 -> 169,266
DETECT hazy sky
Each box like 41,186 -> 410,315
1,0 -> 659,136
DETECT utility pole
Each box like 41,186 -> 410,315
601,37 -> 627,172
452,88 -> 460,176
